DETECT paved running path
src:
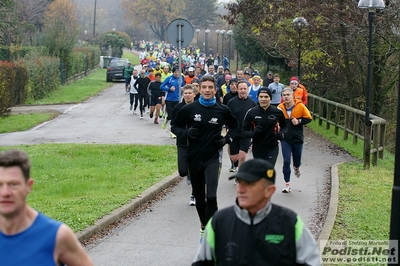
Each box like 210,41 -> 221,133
2,80 -> 351,265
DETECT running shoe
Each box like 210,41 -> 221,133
154,118 -> 159,124
140,115 -> 143,119
282,183 -> 291,193
294,167 -> 301,178
129,104 -> 133,111
186,176 -> 191,185
150,112 -> 153,118
159,110 -> 164,118
162,119 -> 167,129
229,166 -> 237,172
200,228 -> 205,244
170,132 -> 176,139
189,195 -> 196,206
134,111 -> 137,115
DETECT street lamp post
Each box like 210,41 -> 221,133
358,0 -> 384,169
220,30 -> 226,59
216,30 -> 220,55
93,0 -> 97,39
196,29 -> 200,48
205,29 -> 210,54
292,17 -> 308,78
227,30 -> 233,68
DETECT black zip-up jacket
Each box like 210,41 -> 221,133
171,101 -> 238,163
134,76 -> 150,95
227,96 -> 257,138
172,101 -> 190,148
222,91 -> 238,105
147,80 -> 163,99
192,201 -> 322,265
242,105 -> 287,153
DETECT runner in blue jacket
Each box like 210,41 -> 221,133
160,67 -> 185,134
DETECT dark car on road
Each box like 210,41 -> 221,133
106,59 -> 130,82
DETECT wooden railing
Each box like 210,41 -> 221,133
307,93 -> 387,167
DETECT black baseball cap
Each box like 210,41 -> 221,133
229,159 -> 275,183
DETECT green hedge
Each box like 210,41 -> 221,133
1,45 -> 101,103
0,61 -> 28,116
19,56 -> 61,100
67,46 -> 101,78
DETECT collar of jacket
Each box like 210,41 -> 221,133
234,199 -> 272,225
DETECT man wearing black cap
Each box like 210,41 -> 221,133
263,70 -> 274,87
242,87 -> 287,166
222,78 -> 238,105
192,158 -> 321,265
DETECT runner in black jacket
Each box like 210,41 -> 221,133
222,78 -> 238,105
171,76 -> 238,242
242,87 -> 287,166
171,85 -> 196,206
134,70 -> 151,118
147,72 -> 163,124
227,81 -> 257,170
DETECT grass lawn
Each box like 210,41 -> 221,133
0,144 -> 177,232
0,112 -> 59,133
25,68 -> 111,105
122,50 -> 141,65
307,121 -> 394,241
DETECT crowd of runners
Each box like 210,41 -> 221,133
0,41 -> 320,266
122,43 -> 318,264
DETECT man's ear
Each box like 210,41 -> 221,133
27,178 -> 34,193
265,184 -> 276,199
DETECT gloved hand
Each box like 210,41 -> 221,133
272,89 -> 276,94
214,136 -> 231,148
253,125 -> 263,137
187,126 -> 199,139
275,132 -> 284,140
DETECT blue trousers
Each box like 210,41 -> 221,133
281,141 -> 303,183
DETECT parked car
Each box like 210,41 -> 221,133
106,58 -> 130,82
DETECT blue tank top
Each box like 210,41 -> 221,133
0,212 -> 62,266
248,85 -> 260,103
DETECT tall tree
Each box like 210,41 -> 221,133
0,0 -> 17,50
42,0 -> 79,69
98,30 -> 131,57
122,0 -> 185,41
223,0 -> 400,119
183,0 -> 218,27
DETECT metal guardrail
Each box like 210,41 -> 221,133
307,93 -> 386,167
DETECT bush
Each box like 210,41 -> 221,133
0,61 -> 28,115
19,56 -> 61,100
66,45 -> 101,78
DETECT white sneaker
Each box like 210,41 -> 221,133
229,166 -> 237,172
140,115 -> 143,119
134,111 -> 137,115
282,183 -> 291,193
189,195 -> 196,206
294,167 -> 301,178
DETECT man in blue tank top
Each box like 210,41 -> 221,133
0,149 -> 93,266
